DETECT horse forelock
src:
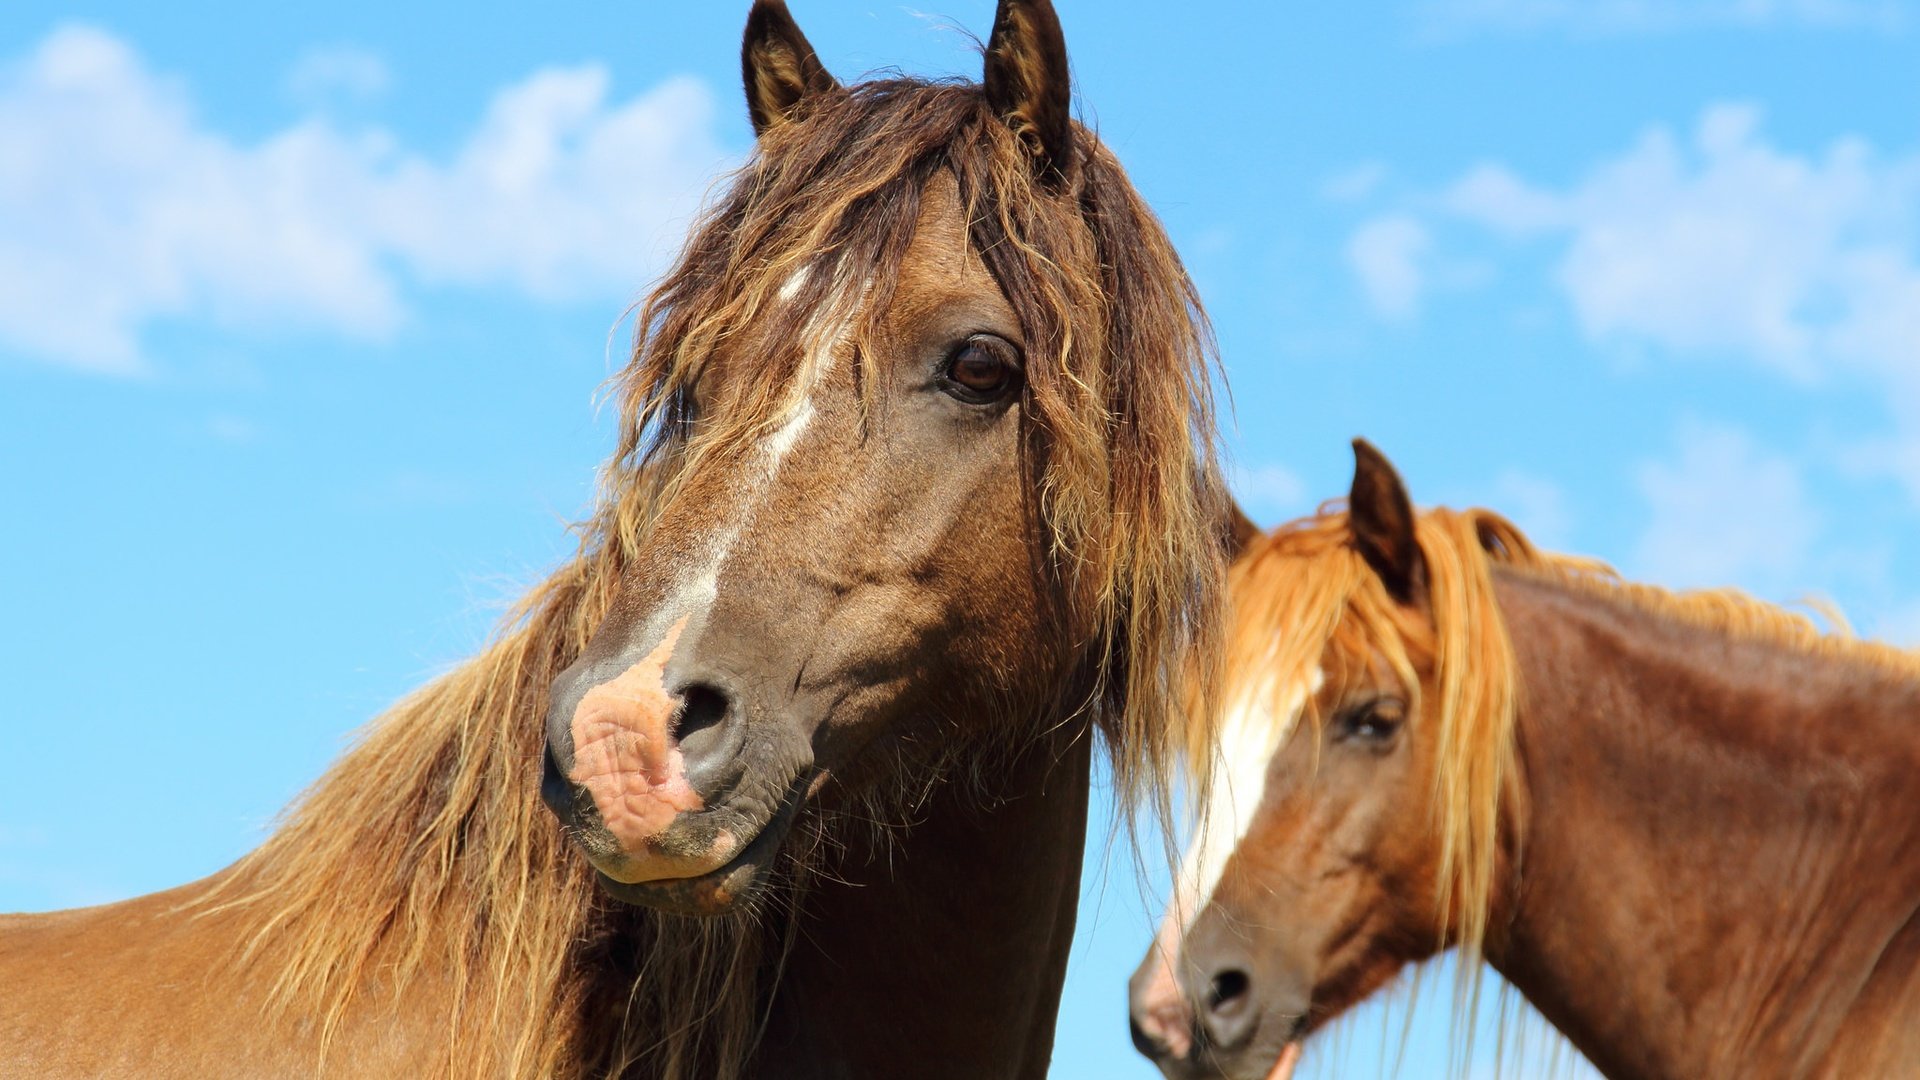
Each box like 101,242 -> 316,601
191,75 -> 1227,1080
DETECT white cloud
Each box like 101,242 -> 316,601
1366,104 -> 1920,502
1231,461 -> 1309,522
285,45 -> 389,105
1347,214 -> 1431,320
1488,469 -> 1572,549
0,25 -> 735,375
1420,0 -> 1909,35
1632,421 -> 1820,591
1438,105 -> 1920,385
204,414 -> 261,444
1322,161 -> 1388,203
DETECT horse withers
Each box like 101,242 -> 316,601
0,4 -> 1237,1079
1129,440 -> 1920,1080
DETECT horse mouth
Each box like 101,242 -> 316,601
588,784 -> 806,916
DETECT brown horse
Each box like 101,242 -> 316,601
0,3 -> 1236,1077
1129,440 -> 1920,1080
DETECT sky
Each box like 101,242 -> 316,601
1,1 -> 1915,1077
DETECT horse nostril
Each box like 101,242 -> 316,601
674,683 -> 743,794
1206,969 -> 1252,1017
1195,967 -> 1259,1051
676,684 -> 730,743
540,741 -> 588,825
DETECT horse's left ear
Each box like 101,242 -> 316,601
983,0 -> 1074,185
1348,438 -> 1426,606
742,0 -> 839,136
1222,497 -> 1262,562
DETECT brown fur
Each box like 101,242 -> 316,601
616,76 -> 1228,842
1,18 -> 1230,1080
1142,446 -> 1920,1080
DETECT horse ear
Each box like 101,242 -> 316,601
742,0 -> 839,136
1222,497 -> 1262,562
1348,438 -> 1425,605
983,0 -> 1074,185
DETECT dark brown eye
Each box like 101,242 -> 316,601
1337,699 -> 1405,747
941,335 -> 1021,403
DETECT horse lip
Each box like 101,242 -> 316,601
592,786 -> 804,916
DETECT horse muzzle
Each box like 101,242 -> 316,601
539,617 -> 813,915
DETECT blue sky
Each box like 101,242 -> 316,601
1,1 -> 1915,1077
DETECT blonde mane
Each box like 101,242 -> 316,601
191,75 -> 1227,1080
1219,500 -> 1920,978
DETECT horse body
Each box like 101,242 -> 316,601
5,3 -> 1232,1076
0,885 -> 491,1078
1492,570 -> 1920,1079
1132,441 -> 1920,1080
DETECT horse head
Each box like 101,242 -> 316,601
541,0 -> 1231,916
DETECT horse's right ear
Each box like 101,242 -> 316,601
742,0 -> 839,136
1348,439 -> 1425,605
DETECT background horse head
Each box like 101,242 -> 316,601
1129,439 -> 1530,1079
538,0 -> 1231,918
1130,440 -> 1920,1080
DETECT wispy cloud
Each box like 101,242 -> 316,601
1438,105 -> 1920,385
1632,420 -> 1820,592
1231,461 -> 1310,523
1347,214 -> 1432,320
1418,0 -> 1909,36
1322,161 -> 1389,203
1347,104 -> 1920,501
1488,469 -> 1573,549
0,25 -> 735,375
285,45 -> 391,106
204,413 -> 261,444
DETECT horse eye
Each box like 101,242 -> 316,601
1338,700 -> 1405,746
941,335 -> 1021,403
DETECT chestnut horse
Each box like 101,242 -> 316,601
0,3 -> 1236,1077
1128,439 -> 1920,1080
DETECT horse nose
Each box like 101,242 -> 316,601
1198,965 -> 1258,1051
543,668 -> 748,809
1129,1011 -> 1171,1061
1128,946 -> 1194,1064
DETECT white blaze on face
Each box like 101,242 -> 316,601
1133,665 -> 1324,1058
1171,666 -> 1325,932
761,263 -> 856,471
647,262 -> 849,643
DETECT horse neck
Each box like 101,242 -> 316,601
749,719 -> 1092,1080
1483,571 -> 1920,1080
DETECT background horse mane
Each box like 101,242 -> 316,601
1222,500 -> 1920,996
193,74 -> 1227,1080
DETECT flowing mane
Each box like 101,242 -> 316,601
1220,500 -> 1920,976
191,74 -> 1226,1080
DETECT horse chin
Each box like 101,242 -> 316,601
1259,1042 -> 1303,1080
590,787 -> 804,917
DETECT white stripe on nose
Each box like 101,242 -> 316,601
1173,667 -> 1324,930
